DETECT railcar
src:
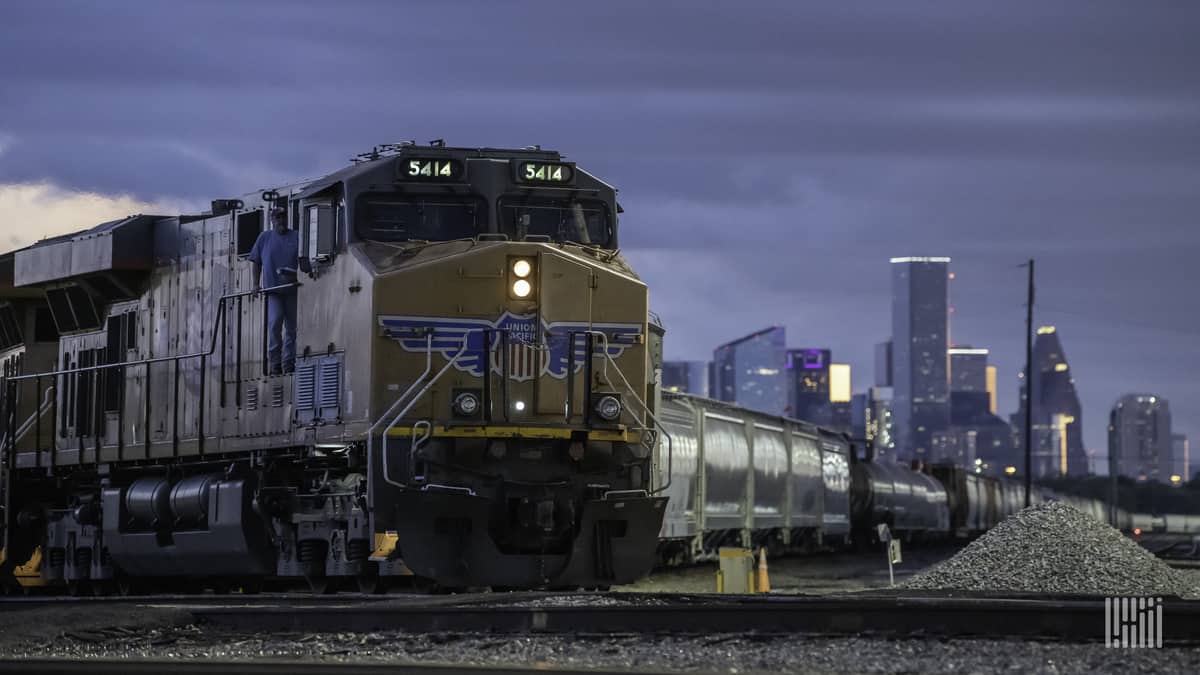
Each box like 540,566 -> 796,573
0,143 -> 668,593
850,462 -> 949,543
653,392 -> 852,562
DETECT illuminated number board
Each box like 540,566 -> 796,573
400,158 -> 465,181
514,161 -> 575,185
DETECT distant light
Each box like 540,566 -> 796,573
1036,326 -> 1056,335
1170,474 -> 1182,483
948,272 -> 956,279
1055,363 -> 1069,372
948,348 -> 989,355
1004,466 -> 1017,475
755,368 -> 779,376
514,400 -> 526,411
1134,528 -> 1142,536
974,458 -> 983,465
889,256 -> 951,264
829,363 -> 851,403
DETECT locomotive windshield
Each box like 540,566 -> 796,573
499,197 -> 611,247
355,194 -> 485,242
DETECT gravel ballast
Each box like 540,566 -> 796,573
904,501 -> 1200,596
4,627 -> 1199,674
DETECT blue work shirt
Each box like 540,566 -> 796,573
248,228 -> 300,290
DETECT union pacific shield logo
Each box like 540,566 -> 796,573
378,312 -> 642,382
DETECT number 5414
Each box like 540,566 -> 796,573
408,160 -> 453,177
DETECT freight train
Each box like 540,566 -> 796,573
1,143 -> 667,594
1,142 -> 1194,596
652,390 -> 1200,565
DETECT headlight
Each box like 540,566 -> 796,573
512,279 -> 532,298
512,259 -> 532,278
595,395 -> 622,421
452,392 -> 480,417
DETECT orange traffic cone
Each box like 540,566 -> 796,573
756,547 -> 770,593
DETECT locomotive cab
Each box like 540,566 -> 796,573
330,146 -> 667,588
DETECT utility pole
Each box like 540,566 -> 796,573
1023,259 -> 1035,507
1109,413 -> 1119,527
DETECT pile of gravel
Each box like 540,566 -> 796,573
904,501 -> 1200,597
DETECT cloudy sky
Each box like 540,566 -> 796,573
2,1 -> 1197,469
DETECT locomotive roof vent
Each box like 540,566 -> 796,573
13,214 -> 159,289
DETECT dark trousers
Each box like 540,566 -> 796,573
267,292 -> 297,373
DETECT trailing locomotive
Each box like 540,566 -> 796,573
0,143 -> 667,593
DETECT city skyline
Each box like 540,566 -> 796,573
0,3 -> 1195,467
660,253 -> 1194,476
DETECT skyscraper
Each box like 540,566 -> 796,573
945,346 -> 1015,473
712,326 -> 787,415
890,256 -> 950,462
1171,433 -> 1190,485
785,348 -> 832,424
662,360 -> 708,397
1108,394 -> 1172,483
830,363 -> 853,430
948,347 -> 988,393
874,339 -> 893,387
1013,326 -> 1088,478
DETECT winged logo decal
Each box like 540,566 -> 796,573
378,312 -> 642,381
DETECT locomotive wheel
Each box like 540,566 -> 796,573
356,563 -> 387,595
90,580 -> 113,597
115,576 -> 137,596
67,580 -> 90,597
239,578 -> 264,595
305,574 -> 337,595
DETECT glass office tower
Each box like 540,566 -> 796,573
890,257 -> 951,462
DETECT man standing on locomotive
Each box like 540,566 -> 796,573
249,208 -> 299,375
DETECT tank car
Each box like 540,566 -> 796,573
0,143 -> 667,593
850,461 -> 949,543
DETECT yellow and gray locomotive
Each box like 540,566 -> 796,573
0,143 -> 667,593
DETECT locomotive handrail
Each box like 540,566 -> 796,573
371,334 -> 433,490
6,282 -> 298,382
410,420 -> 432,482
576,329 -> 674,496
0,385 -> 55,451
3,282 -> 298,463
378,330 -> 482,489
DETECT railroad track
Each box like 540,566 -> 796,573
0,659 -> 653,675
5,591 -> 1199,644
191,593 -> 1200,643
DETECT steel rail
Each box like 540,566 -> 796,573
0,659 -> 660,675
186,593 -> 1200,644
